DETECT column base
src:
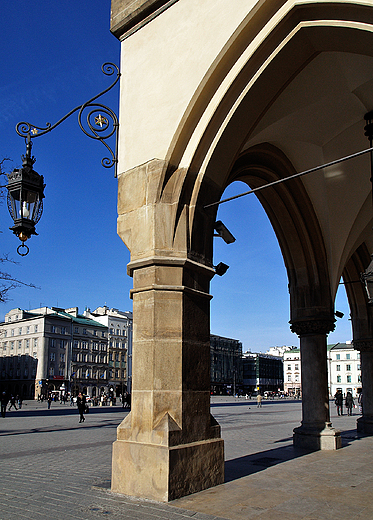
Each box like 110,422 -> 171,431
357,416 -> 373,434
293,423 -> 341,450
111,437 -> 224,502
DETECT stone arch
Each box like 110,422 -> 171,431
224,143 -> 334,326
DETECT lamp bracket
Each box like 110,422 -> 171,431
16,62 -> 120,177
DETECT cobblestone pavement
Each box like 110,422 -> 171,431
0,397 -> 371,519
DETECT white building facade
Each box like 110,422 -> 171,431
283,348 -> 301,396
328,342 -> 362,398
85,306 -> 133,395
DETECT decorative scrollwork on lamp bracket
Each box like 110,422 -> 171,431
15,62 -> 120,176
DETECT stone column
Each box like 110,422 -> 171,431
111,257 -> 224,502
354,340 -> 373,434
291,320 -> 341,450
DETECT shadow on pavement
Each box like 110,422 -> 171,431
225,427 -> 365,482
224,444 -> 309,482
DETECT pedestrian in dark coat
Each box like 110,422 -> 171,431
77,393 -> 86,423
1,392 -> 9,418
345,392 -> 354,416
335,389 -> 343,416
8,395 -> 17,411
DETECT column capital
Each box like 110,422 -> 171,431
352,339 -> 373,352
290,318 -> 335,337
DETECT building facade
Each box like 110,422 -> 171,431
328,342 -> 362,398
210,334 -> 243,394
283,348 -> 302,397
86,306 -> 133,395
242,352 -> 283,395
0,306 -> 109,399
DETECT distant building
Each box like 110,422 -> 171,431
85,306 -> 133,395
210,335 -> 243,394
328,342 -> 362,398
0,306 -> 109,399
242,352 -> 283,394
267,345 -> 296,357
283,348 -> 301,396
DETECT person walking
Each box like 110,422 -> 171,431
257,393 -> 262,408
335,389 -> 343,416
47,393 -> 52,410
8,395 -> 17,411
77,392 -> 86,423
345,391 -> 354,416
1,392 -> 9,418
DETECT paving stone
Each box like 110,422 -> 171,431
0,398 -> 371,519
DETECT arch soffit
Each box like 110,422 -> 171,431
162,2 -> 373,226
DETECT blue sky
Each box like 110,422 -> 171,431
0,1 -> 352,351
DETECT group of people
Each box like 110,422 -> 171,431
334,389 -> 359,416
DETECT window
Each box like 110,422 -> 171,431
10,341 -> 14,350
93,343 -> 98,350
336,365 -> 340,371
122,330 -> 127,337
347,375 -> 352,383
109,353 -> 113,361
50,352 -> 55,361
3,331 -> 7,338
295,374 -> 299,382
18,327 -> 22,335
357,352 -> 361,359
74,327 -> 79,334
117,329 -> 120,336
83,328 -> 87,335
287,375 -> 291,382
25,340 -> 30,349
11,329 -> 15,337
346,354 -> 350,360
110,328 -> 114,335
295,364 -> 299,371
51,325 -> 56,333
33,352 -> 37,359
358,375 -> 362,382
101,331 -> 105,338
93,330 -> 97,336
60,353 -> 65,362
26,326 -> 30,334
116,369 -> 120,378
357,364 -> 361,371
115,353 -> 119,361
33,338 -> 38,348
34,325 -> 38,333
73,340 -> 79,349
61,326 -> 66,335
336,354 -> 340,360
50,339 -> 56,348
287,364 -> 291,371
100,343 -> 106,351
49,367 -> 54,376
18,341 -> 22,350
337,375 -> 341,383
116,341 -> 120,349
346,365 -> 351,371
82,341 -> 88,350
3,342 -> 7,350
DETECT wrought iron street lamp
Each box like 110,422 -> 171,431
6,134 -> 45,256
6,62 -> 120,256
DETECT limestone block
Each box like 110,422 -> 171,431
111,437 -> 224,502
